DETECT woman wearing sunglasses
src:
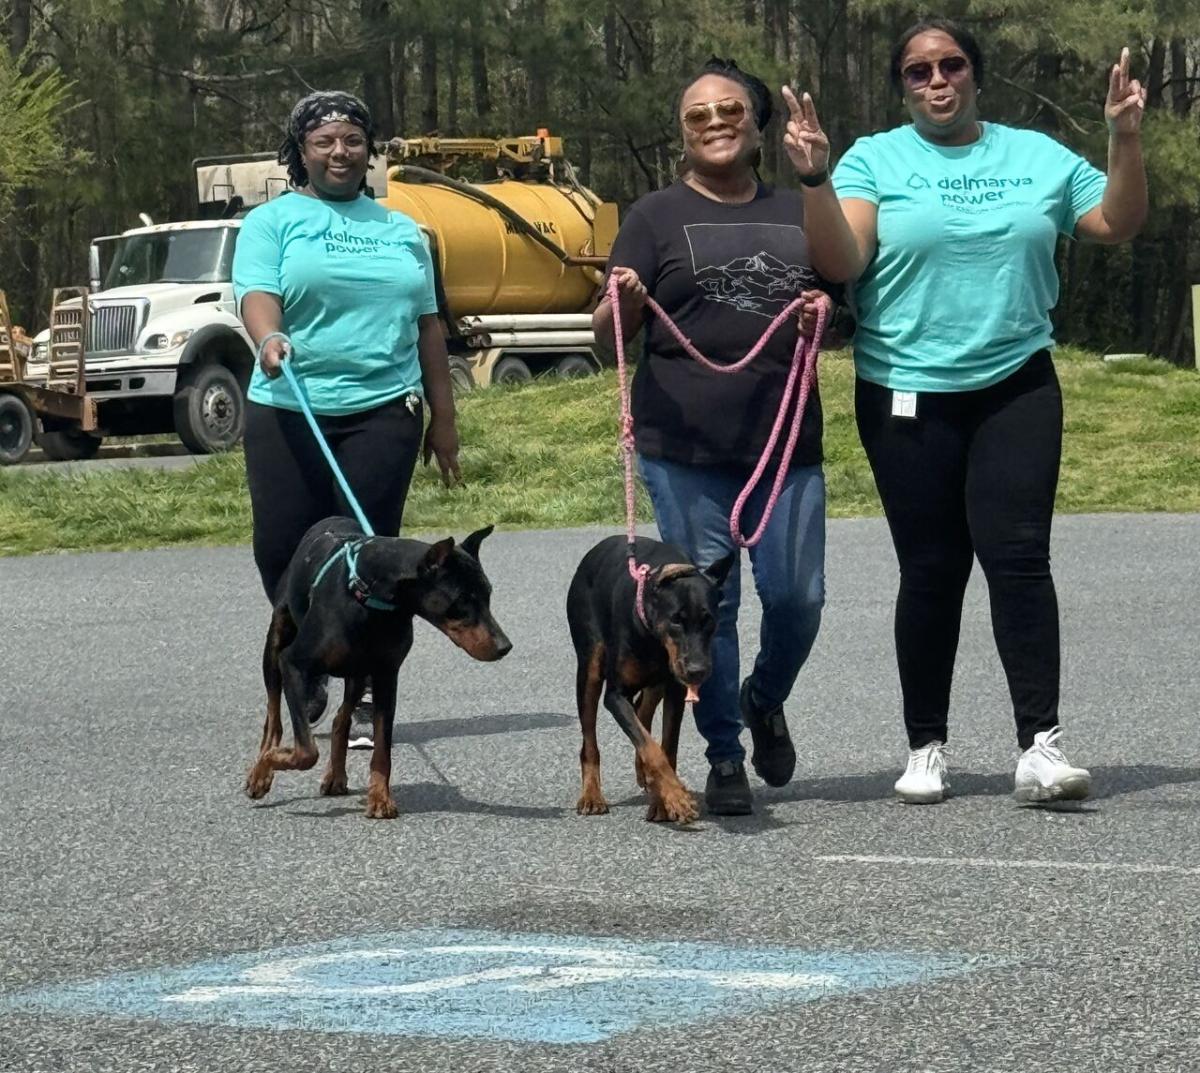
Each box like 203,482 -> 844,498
783,19 -> 1147,805
594,58 -> 835,816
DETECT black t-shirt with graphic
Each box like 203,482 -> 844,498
608,181 -> 827,469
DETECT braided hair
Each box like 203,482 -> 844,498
278,90 -> 379,189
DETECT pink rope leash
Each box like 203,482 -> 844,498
608,272 -> 829,625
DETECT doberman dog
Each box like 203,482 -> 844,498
567,534 -> 734,823
245,516 -> 511,819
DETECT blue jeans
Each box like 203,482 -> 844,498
638,455 -> 826,765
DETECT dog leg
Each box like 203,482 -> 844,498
320,676 -> 363,797
250,643 -> 321,785
364,669 -> 398,819
661,681 -> 685,774
246,609 -> 295,799
603,682 -> 697,825
575,644 -> 608,815
633,685 -> 663,789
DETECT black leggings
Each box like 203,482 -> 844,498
244,397 -> 423,601
855,351 -> 1062,751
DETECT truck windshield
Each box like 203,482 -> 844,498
102,227 -> 234,288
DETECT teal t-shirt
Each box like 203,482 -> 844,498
831,122 -> 1106,391
232,191 -> 438,415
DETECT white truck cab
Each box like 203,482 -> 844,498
29,217 -> 251,458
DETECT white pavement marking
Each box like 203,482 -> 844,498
816,853 -> 1200,877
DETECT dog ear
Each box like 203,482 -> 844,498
652,562 -> 697,585
421,537 -> 456,573
702,553 -> 736,589
460,524 -> 495,561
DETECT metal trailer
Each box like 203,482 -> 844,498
0,288 -> 98,466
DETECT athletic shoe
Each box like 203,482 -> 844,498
895,741 -> 949,804
348,685 -> 375,750
704,760 -> 754,815
1014,727 -> 1091,803
740,678 -> 797,787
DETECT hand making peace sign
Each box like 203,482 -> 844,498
781,85 -> 830,181
1105,46 -> 1146,135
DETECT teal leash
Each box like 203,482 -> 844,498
257,332 -> 396,611
259,332 -> 375,537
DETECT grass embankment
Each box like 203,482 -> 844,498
1,346 -> 1197,557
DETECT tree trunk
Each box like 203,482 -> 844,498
1169,37 -> 1189,116
360,0 -> 396,136
1145,38 -> 1166,109
392,35 -> 408,134
526,0 -> 549,120
448,36 -> 460,135
469,7 -> 492,121
421,32 -> 438,133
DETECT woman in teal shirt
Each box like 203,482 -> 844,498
233,90 -> 460,747
781,20 -> 1147,805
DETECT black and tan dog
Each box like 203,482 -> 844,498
567,535 -> 733,823
245,517 -> 511,818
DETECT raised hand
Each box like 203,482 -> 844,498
1105,47 -> 1146,136
782,86 -> 830,179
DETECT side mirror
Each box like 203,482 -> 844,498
88,245 -> 101,292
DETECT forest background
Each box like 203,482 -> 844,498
0,0 -> 1197,361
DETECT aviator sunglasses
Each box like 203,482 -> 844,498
901,55 -> 971,89
681,97 -> 749,131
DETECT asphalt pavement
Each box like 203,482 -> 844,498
1,514 -> 1198,1071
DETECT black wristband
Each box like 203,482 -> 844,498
799,169 -> 830,188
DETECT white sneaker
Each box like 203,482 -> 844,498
348,685 -> 375,750
894,742 -> 949,804
1014,727 -> 1090,803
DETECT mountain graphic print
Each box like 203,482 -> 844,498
684,222 -> 818,318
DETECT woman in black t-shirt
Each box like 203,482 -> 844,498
593,58 -> 835,816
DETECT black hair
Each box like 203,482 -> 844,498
277,90 -> 379,189
889,18 -> 985,94
679,56 -> 774,132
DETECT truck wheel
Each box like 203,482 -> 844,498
492,356 -> 533,386
0,394 -> 34,465
37,427 -> 103,461
555,354 -> 598,379
173,362 -> 245,454
448,355 -> 475,394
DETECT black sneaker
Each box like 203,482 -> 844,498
740,678 -> 796,787
348,686 -> 374,750
704,760 -> 753,815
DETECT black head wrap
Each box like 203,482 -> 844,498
277,90 -> 379,188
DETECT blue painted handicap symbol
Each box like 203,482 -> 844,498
3,928 -> 987,1043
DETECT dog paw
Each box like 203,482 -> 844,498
576,792 -> 610,816
244,765 -> 273,799
365,794 -> 399,819
319,770 -> 349,797
646,785 -> 698,824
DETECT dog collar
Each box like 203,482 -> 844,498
311,538 -> 397,612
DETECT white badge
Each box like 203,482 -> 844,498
891,390 -> 918,419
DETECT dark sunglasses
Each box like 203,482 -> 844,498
681,98 -> 748,131
901,55 -> 971,89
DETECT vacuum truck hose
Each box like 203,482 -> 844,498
390,164 -> 608,269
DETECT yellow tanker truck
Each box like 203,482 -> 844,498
197,133 -> 617,388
